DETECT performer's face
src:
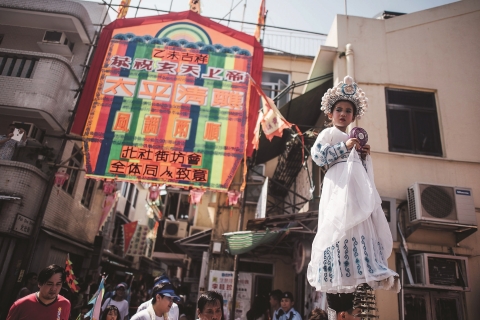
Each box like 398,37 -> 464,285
328,101 -> 356,132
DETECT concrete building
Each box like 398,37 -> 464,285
0,0 -> 108,315
245,0 -> 480,319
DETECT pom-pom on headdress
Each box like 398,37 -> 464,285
320,75 -> 368,119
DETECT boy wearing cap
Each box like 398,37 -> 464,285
136,275 -> 179,320
102,283 -> 129,320
274,292 -> 301,320
131,282 -> 180,320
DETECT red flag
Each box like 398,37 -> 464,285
254,0 -> 266,41
65,254 -> 80,293
122,221 -> 138,254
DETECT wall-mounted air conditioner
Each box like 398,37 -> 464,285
43,31 -> 71,47
38,31 -> 74,57
188,226 -> 211,236
12,122 -> 45,144
407,182 -> 476,226
163,220 -> 188,239
408,253 -> 469,291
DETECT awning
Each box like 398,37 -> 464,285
174,228 -> 212,259
224,211 -> 319,256
223,229 -> 284,255
253,79 -> 332,164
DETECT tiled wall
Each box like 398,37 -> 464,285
0,160 -> 48,234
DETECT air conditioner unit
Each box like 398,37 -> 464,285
12,122 -> 45,143
38,31 -> 74,56
408,253 -> 469,291
163,220 -> 188,239
188,226 -> 211,236
407,182 -> 476,226
248,164 -> 265,182
43,31 -> 70,46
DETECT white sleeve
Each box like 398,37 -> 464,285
121,300 -> 129,320
310,128 -> 348,167
101,298 -> 109,311
169,303 -> 179,320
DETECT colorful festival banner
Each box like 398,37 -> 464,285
75,11 -> 263,191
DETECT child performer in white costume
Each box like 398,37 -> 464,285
307,76 -> 400,293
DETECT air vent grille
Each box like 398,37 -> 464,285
407,187 -> 416,222
421,186 -> 454,218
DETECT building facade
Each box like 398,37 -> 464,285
301,0 -> 480,319
0,0 -> 108,316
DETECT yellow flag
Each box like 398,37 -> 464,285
117,0 -> 131,19
254,0 -> 266,41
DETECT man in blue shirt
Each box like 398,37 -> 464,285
273,292 -> 301,320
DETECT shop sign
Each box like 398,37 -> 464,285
13,214 -> 34,236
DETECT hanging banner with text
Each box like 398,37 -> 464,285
79,12 -> 263,191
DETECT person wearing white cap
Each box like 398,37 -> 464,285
136,275 -> 179,320
102,283 -> 129,320
131,282 -> 181,320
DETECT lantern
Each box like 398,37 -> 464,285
54,171 -> 69,188
227,190 -> 241,206
149,185 -> 160,201
227,190 -> 241,217
103,180 -> 116,195
190,189 -> 205,206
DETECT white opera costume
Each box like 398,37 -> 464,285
306,76 -> 400,293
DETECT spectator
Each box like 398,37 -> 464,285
268,290 -> 282,320
7,264 -> 71,320
0,123 -> 26,160
102,283 -> 129,320
136,275 -> 179,320
308,308 -> 328,320
273,292 -> 301,320
197,291 -> 223,320
16,272 -> 38,300
246,295 -> 269,320
131,282 -> 180,320
102,305 -> 121,320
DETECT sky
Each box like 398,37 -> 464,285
87,0 -> 459,35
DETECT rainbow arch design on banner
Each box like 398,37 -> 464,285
156,22 -> 212,45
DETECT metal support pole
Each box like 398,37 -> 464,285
230,173 -> 248,320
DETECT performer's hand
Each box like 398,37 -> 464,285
361,144 -> 370,155
346,138 -> 361,150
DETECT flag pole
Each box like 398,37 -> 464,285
241,0 -> 247,31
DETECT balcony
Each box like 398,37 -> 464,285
0,49 -> 80,133
0,160 -> 48,235
0,0 -> 95,44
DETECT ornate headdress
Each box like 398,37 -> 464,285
321,75 -> 368,119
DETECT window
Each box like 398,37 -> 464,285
164,191 -> 194,222
0,55 -> 38,78
403,289 -> 464,320
120,182 -> 138,218
262,71 -> 290,107
62,145 -> 82,195
81,179 -> 96,208
386,88 -> 442,156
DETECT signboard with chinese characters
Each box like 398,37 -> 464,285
78,11 -> 263,191
13,214 -> 34,236
208,271 -> 252,320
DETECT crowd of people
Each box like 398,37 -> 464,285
7,264 -> 333,320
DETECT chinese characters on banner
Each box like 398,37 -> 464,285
82,18 -> 256,191
126,224 -> 149,256
208,271 -> 252,320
